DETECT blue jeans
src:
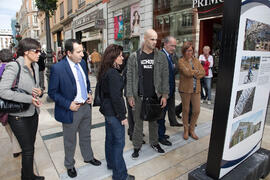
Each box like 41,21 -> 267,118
204,78 -> 212,101
105,116 -> 127,180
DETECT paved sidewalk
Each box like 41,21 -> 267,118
0,75 -> 269,180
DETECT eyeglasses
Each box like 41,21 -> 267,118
29,49 -> 41,53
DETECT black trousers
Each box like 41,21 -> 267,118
126,97 -> 134,137
8,111 -> 38,180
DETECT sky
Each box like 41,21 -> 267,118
0,0 -> 22,29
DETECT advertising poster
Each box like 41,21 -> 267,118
130,3 -> 140,37
219,0 -> 270,178
114,15 -> 123,40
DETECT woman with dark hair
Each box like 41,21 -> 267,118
98,44 -> 135,180
131,10 -> 140,36
178,42 -> 205,140
0,38 -> 44,180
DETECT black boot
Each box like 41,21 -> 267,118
32,174 -> 45,180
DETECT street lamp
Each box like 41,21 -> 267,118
15,22 -> 20,34
15,22 -> 22,42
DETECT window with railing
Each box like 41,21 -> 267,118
78,0 -> 85,8
68,0 -> 72,15
60,2 -> 64,20
33,15 -> 38,25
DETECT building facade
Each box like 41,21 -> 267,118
106,0 -> 153,54
0,29 -> 12,50
17,0 -> 41,40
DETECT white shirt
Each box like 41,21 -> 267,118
67,57 -> 87,103
199,54 -> 214,78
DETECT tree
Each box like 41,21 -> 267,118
35,0 -> 58,15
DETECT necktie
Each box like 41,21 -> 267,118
75,64 -> 88,101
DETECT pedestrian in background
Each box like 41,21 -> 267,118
91,49 -> 101,75
37,49 -> 46,91
48,39 -> 101,179
178,42 -> 205,140
199,46 -> 213,105
98,44 -> 135,180
0,49 -> 22,158
0,38 -> 44,180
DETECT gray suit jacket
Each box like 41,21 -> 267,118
0,56 -> 40,117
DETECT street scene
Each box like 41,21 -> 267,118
1,0 -> 270,180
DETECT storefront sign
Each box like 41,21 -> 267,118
206,0 -> 270,178
193,0 -> 224,8
195,0 -> 224,19
73,10 -> 104,29
95,19 -> 106,29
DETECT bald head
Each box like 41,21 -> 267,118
143,29 -> 158,52
144,29 -> 157,38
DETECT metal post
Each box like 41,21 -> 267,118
45,11 -> 53,101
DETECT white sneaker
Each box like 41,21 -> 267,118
200,100 -> 204,104
207,100 -> 211,105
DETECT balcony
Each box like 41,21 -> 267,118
78,1 -> 85,9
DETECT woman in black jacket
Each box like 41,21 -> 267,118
97,44 -> 134,180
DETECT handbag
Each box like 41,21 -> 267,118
0,61 -> 30,113
140,96 -> 163,121
93,81 -> 102,107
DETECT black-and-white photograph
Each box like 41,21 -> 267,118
233,87 -> 256,118
243,18 -> 270,52
238,56 -> 260,85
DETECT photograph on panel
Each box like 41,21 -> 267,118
243,18 -> 270,52
230,110 -> 263,148
233,87 -> 256,118
238,56 -> 260,85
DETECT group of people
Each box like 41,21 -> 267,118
0,28 -> 214,180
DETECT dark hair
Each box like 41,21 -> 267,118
97,44 -> 123,82
0,49 -> 13,62
132,11 -> 140,27
17,38 -> 41,57
65,39 -> 81,54
181,41 -> 194,56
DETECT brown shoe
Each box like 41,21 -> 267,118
189,131 -> 199,140
183,126 -> 189,140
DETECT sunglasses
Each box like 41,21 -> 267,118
29,49 -> 41,53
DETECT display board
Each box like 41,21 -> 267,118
206,0 -> 270,178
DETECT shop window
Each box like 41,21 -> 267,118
60,2 -> 64,20
67,0 -> 72,15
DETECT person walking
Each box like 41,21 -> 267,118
178,42 -> 205,140
0,38 -> 44,180
37,50 -> 46,91
199,46 -> 213,105
48,39 -> 101,178
98,44 -> 135,180
91,49 -> 101,75
126,29 -> 169,158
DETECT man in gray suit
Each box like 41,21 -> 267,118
48,39 -> 101,178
